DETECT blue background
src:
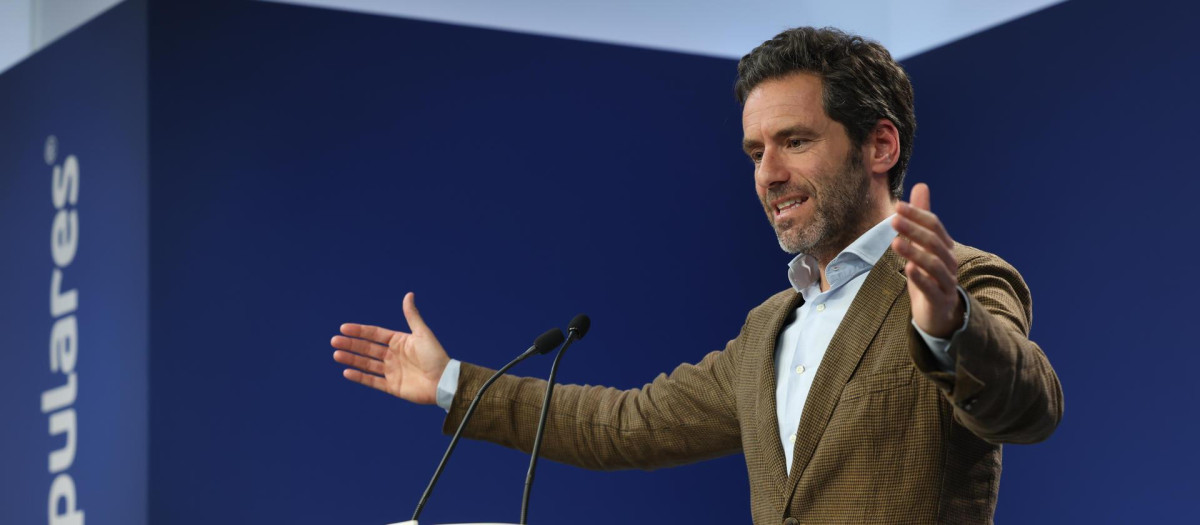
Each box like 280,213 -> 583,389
2,0 -> 1198,522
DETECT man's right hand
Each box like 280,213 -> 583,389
331,292 -> 450,405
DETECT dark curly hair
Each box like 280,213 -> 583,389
735,27 -> 915,199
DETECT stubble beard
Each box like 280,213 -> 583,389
769,149 -> 873,260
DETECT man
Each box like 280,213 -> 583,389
331,27 -> 1063,523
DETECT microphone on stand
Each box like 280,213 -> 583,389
520,314 -> 590,525
409,327 -> 566,523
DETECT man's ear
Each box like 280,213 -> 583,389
865,118 -> 900,177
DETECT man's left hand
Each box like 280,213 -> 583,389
891,183 -> 965,339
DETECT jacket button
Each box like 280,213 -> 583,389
784,518 -> 800,525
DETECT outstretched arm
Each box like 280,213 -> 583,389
332,292 -> 747,471
332,292 -> 450,406
442,345 -> 745,472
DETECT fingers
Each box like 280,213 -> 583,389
402,292 -> 430,335
333,349 -> 385,375
905,262 -> 952,304
330,335 -> 387,360
899,183 -> 963,337
910,182 -> 931,211
340,323 -> 398,345
893,237 -> 956,294
897,184 -> 953,247
896,203 -> 953,247
892,215 -> 956,271
342,368 -> 390,393
339,292 -> 428,344
894,183 -> 956,282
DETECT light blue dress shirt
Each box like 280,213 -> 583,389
437,215 -> 969,473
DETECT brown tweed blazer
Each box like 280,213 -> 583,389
444,245 -> 1063,524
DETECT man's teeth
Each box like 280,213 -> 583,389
776,198 -> 805,212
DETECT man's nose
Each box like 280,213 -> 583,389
755,148 -> 789,190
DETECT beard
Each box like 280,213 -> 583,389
764,148 -> 872,258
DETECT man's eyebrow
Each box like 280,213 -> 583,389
742,124 -> 818,153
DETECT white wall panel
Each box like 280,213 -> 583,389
0,0 -> 31,74
31,0 -> 125,49
0,0 -> 124,74
261,0 -> 1067,59
0,0 -> 1067,75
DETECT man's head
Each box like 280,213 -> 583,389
737,27 -> 915,199
737,27 -> 915,258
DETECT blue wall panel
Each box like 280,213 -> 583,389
0,2 -> 148,524
147,2 -> 762,523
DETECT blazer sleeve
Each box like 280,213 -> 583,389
441,322 -> 749,471
907,250 -> 1064,444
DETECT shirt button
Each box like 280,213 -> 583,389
788,434 -> 797,444
795,365 -> 806,374
816,303 -> 826,312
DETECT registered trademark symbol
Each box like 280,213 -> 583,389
44,135 -> 58,165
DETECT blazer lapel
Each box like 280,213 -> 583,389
755,290 -> 804,500
783,248 -> 908,500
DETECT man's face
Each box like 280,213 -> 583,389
741,73 -> 871,256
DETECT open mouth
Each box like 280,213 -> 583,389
774,195 -> 809,216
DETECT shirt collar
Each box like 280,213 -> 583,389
786,214 -> 898,294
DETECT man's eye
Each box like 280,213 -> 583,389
750,151 -> 763,163
787,138 -> 808,148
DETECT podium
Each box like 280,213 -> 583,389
390,522 -> 517,525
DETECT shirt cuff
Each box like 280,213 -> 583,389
912,286 -> 971,373
435,359 -> 462,412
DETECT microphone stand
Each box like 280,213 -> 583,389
520,315 -> 589,524
410,328 -> 564,523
